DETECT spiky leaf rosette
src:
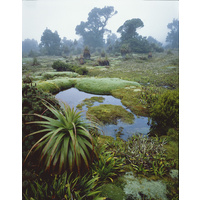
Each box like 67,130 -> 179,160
24,100 -> 98,174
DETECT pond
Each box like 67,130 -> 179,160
55,88 -> 150,140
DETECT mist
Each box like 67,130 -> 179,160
22,0 -> 179,44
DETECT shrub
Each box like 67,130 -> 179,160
97,57 -> 109,66
126,134 -> 175,177
83,46 -> 91,59
32,57 -> 40,66
74,66 -> 89,75
52,60 -> 76,72
150,90 -> 179,135
24,101 -> 99,174
22,84 -> 59,153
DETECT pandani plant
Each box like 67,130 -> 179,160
23,100 -> 100,174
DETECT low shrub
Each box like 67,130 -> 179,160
52,60 -> 77,72
126,134 -> 176,177
150,90 -> 179,135
97,57 -> 109,66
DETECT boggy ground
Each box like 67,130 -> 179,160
22,50 -> 179,199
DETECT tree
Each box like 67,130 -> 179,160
166,19 -> 179,49
39,28 -> 61,55
117,18 -> 144,42
117,18 -> 152,53
22,39 -> 39,57
75,6 -> 117,50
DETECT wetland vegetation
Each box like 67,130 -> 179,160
22,4 -> 179,200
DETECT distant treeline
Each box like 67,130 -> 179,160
22,6 -> 179,57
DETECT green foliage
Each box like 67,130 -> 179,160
23,74 -> 33,84
32,57 -> 39,66
120,44 -> 130,57
150,90 -> 179,135
166,19 -> 179,49
22,84 -> 59,153
92,145 -> 125,183
23,172 -> 105,200
52,60 -> 75,71
117,18 -> 144,42
52,60 -> 88,75
83,46 -> 91,59
126,134 -> 176,177
74,66 -> 89,75
24,101 -> 99,174
75,6 -> 117,49
42,71 -> 78,79
40,28 -> 61,55
22,38 -> 39,57
97,57 -> 110,66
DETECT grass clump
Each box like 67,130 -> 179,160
76,77 -> 140,95
87,104 -> 134,125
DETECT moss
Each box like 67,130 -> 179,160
100,184 -> 126,200
75,77 -> 140,95
77,96 -> 105,110
87,104 -> 134,125
37,81 -> 60,94
111,87 -> 149,117
36,77 -> 140,95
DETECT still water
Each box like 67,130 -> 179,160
55,88 -> 150,140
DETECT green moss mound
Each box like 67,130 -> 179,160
111,87 -> 149,117
37,78 -> 76,94
75,77 -> 140,95
101,184 -> 125,200
36,77 -> 140,95
87,104 -> 134,124
77,96 -> 105,109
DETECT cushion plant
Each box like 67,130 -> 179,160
24,100 -> 99,174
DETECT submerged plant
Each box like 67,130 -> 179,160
24,100 -> 99,174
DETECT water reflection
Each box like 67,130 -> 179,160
55,88 -> 150,140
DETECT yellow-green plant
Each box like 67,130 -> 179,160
23,172 -> 105,200
92,145 -> 125,183
24,100 -> 99,174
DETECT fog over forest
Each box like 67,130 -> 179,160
22,0 -> 179,44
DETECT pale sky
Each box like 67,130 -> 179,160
22,0 -> 179,44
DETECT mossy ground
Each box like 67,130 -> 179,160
22,51 -> 179,199
111,87 -> 148,117
87,104 -> 134,125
